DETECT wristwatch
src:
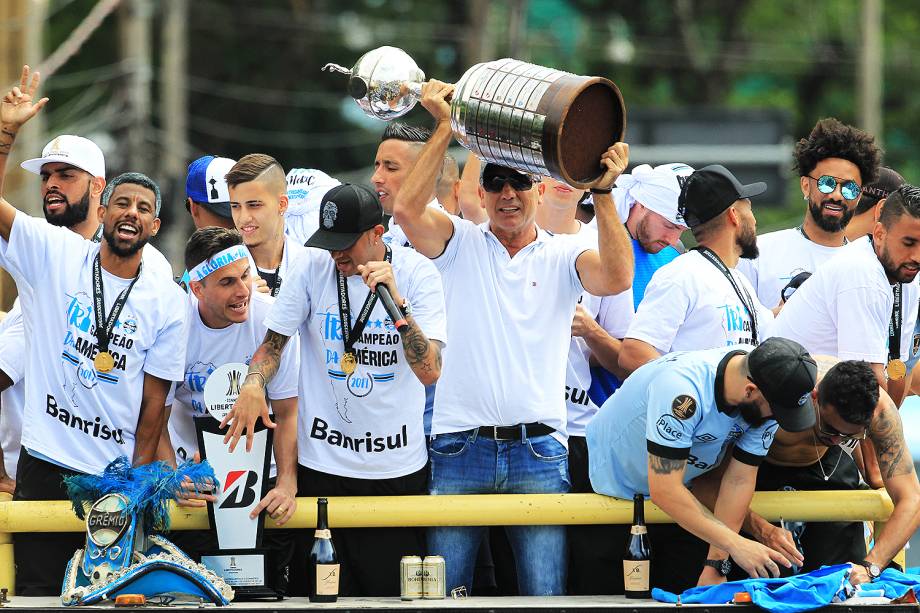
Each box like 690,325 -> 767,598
856,560 -> 881,580
704,558 -> 733,577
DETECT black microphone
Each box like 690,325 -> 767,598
376,284 -> 408,332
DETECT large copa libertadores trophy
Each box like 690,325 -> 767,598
323,46 -> 627,189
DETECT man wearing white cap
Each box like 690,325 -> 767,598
0,67 -> 187,594
284,167 -> 341,245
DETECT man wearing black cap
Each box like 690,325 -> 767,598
742,357 -> 920,584
739,118 -> 881,308
619,164 -> 774,375
390,81 -> 633,596
845,166 -> 906,242
587,338 -> 816,593
226,182 -> 447,596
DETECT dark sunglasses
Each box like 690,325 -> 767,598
815,405 -> 867,441
808,174 -> 861,201
482,174 -> 533,193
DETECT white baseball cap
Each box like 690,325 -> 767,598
21,135 -> 105,178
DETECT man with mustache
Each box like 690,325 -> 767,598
738,119 -> 880,308
587,337 -> 816,592
619,165 -> 774,375
0,67 -> 186,594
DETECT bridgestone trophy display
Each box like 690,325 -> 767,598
323,46 -> 627,189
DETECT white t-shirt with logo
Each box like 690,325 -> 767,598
265,245 -> 447,479
0,301 -> 24,478
557,224 -> 634,438
626,250 -> 774,354
167,291 -> 300,475
430,217 -> 587,443
769,236 -> 920,363
736,228 -> 844,308
0,211 -> 188,474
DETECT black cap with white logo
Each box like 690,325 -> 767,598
678,164 -> 767,228
305,183 -> 383,251
747,337 -> 818,432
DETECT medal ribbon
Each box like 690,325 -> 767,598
336,245 -> 392,356
92,253 -> 142,357
694,246 -> 759,345
889,282 -> 902,363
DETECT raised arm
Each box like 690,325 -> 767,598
391,80 -> 457,259
222,329 -> 291,452
574,144 -> 634,296
0,66 -> 49,240
457,151 -> 487,224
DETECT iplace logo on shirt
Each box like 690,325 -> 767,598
761,423 -> 779,450
656,415 -> 683,442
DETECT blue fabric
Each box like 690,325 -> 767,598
427,431 -> 570,595
585,239 -> 677,407
653,565 -> 920,613
632,239 -> 679,310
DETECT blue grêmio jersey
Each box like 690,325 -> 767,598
586,346 -> 779,499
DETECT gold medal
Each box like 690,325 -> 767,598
94,351 -> 115,373
887,358 -> 907,381
340,352 -> 357,375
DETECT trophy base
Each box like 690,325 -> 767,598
200,548 -> 282,601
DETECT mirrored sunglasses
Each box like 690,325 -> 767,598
809,174 -> 861,201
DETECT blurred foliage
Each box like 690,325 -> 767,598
35,0 -> 919,232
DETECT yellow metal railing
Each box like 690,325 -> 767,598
0,490 -> 902,595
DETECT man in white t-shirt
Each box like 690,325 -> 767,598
535,175 -> 634,594
226,154 -> 307,297
391,81 -> 633,596
164,227 -> 301,595
227,182 -> 446,596
619,165 -> 774,375
0,69 -> 186,594
738,118 -> 881,307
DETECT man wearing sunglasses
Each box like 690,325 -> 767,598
391,79 -> 633,596
738,118 -> 880,308
742,358 -> 920,584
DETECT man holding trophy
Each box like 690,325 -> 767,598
391,78 -> 633,595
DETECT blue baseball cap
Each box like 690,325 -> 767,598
186,155 -> 236,219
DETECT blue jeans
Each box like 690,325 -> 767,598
427,429 -> 570,596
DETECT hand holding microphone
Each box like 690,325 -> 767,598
357,260 -> 409,332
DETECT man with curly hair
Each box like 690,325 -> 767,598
738,118 -> 881,308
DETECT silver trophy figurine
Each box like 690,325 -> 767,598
323,46 -> 626,189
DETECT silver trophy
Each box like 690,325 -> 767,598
323,46 -> 627,189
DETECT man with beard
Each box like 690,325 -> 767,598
619,165 -> 774,375
586,337 -> 816,593
741,358 -> 920,583
769,184 -> 920,428
0,67 -> 186,594
738,119 -> 880,307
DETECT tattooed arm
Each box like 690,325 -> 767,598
400,315 -> 442,386
864,392 -> 920,567
221,329 -> 290,452
647,452 -> 792,582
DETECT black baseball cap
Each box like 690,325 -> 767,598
858,166 -> 906,213
747,337 -> 818,432
678,164 -> 767,228
305,183 -> 383,251
480,163 -> 536,188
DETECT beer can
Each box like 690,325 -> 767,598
422,555 -> 446,599
400,556 -> 424,600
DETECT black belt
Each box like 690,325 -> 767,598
475,423 -> 554,441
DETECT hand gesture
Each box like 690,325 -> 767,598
756,523 -> 804,569
571,304 -> 598,338
251,484 -> 297,526
590,142 -> 629,191
252,275 -> 270,294
420,79 -> 454,124
175,452 -> 217,508
221,379 -> 276,452
728,535 -> 793,579
848,563 -> 872,586
358,260 -> 403,305
1,66 -> 49,130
